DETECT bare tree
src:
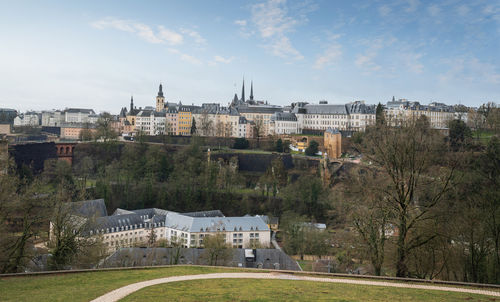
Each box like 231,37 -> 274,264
48,187 -> 106,270
360,120 -> 456,277
200,111 -> 214,136
95,112 -> 118,142
253,117 -> 264,147
201,232 -> 233,266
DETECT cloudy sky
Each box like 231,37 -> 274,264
1,0 -> 499,113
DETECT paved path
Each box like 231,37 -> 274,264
90,272 -> 500,302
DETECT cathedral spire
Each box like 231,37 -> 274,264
241,77 -> 245,103
158,83 -> 164,97
250,80 -> 254,101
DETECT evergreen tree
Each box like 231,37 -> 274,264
190,118 -> 197,135
276,138 -> 283,152
305,140 -> 319,156
376,102 -> 385,125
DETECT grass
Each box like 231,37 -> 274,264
297,260 -> 313,271
121,278 -> 494,302
472,130 -> 497,144
1,266 -> 498,301
0,266 -> 250,302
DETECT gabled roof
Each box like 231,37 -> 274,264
67,199 -> 108,218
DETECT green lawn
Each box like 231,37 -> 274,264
1,266 -> 497,302
121,278 -> 494,302
0,266 -> 247,302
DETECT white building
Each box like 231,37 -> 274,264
64,108 -> 96,124
385,99 -> 456,129
41,110 -> 65,126
293,101 -> 376,133
136,110 -> 166,135
164,212 -> 270,249
59,199 -> 271,252
270,112 -> 299,135
13,111 -> 40,126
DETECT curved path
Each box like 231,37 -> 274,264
90,272 -> 500,302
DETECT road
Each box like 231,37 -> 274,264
90,272 -> 500,302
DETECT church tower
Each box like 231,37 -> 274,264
130,95 -> 134,112
241,78 -> 245,103
156,83 -> 165,112
250,81 -> 254,101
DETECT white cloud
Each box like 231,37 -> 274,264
440,56 -> 500,85
314,43 -> 342,69
158,26 -> 183,45
234,19 -> 247,26
428,4 -> 440,16
91,17 -> 183,45
400,52 -> 424,74
378,5 -> 392,17
267,36 -> 304,60
180,54 -> 202,65
405,0 -> 419,13
249,0 -> 314,60
457,5 -> 470,16
214,55 -> 234,64
355,37 -> 397,73
180,28 -> 206,45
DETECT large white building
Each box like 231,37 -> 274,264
292,101 -> 376,133
385,99 -> 456,129
270,112 -> 299,135
58,199 -> 271,252
64,108 -> 96,124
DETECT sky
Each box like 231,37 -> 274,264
0,0 -> 499,113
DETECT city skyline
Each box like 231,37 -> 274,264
1,0 -> 499,113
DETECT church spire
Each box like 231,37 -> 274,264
241,78 -> 245,103
130,95 -> 134,112
158,83 -> 164,97
250,80 -> 254,101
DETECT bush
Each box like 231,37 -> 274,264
233,138 -> 249,149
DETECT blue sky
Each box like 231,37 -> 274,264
0,0 -> 499,113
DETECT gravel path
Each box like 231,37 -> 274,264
90,272 -> 500,302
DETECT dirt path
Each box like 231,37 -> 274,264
90,272 -> 500,302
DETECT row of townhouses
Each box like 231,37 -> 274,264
119,82 -> 378,138
9,81 -> 472,140
386,98 -> 467,129
54,199 -> 271,252
14,108 -> 99,127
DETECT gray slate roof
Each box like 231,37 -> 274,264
271,112 -> 297,121
301,104 -> 348,115
67,199 -> 108,218
182,210 -> 225,217
65,108 -> 96,114
237,106 -> 283,114
165,212 -> 269,233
